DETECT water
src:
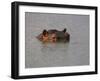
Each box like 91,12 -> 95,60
25,12 -> 89,68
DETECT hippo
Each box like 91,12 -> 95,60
36,28 -> 70,43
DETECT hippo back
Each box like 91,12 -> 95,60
55,31 -> 70,42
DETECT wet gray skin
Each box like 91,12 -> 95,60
48,29 -> 70,42
37,29 -> 70,43
55,31 -> 70,42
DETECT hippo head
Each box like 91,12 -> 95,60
37,28 -> 70,43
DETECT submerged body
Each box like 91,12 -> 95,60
37,28 -> 70,43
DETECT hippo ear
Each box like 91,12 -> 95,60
62,28 -> 67,33
42,29 -> 48,35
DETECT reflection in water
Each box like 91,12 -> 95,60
26,34 -> 89,68
41,42 -> 69,53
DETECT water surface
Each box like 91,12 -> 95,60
25,12 -> 89,68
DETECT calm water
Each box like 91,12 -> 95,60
25,12 -> 89,68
